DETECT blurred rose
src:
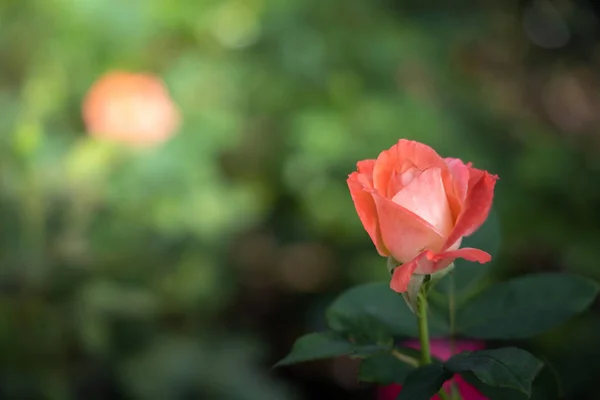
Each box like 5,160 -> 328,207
82,71 -> 180,147
378,339 -> 487,400
347,139 -> 497,293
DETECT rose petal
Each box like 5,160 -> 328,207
373,194 -> 443,264
387,166 -> 419,198
357,159 -> 376,185
372,139 -> 447,194
389,253 -> 423,293
347,172 -> 389,256
426,247 -> 491,275
443,170 -> 498,251
444,158 -> 471,220
392,167 -> 454,238
405,247 -> 490,275
445,158 -> 470,203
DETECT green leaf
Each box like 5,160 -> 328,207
326,283 -> 449,338
397,363 -> 452,400
445,347 -> 544,396
359,353 -> 415,384
274,332 -> 354,367
461,364 -> 560,400
331,312 -> 396,348
351,341 -> 392,358
456,273 -> 599,339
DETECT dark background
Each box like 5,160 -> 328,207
0,0 -> 599,399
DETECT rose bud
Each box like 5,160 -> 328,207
347,139 -> 497,293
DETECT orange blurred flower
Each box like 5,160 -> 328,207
82,71 -> 180,147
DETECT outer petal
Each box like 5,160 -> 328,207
347,172 -> 388,256
357,159 -> 376,185
406,247 -> 491,275
390,247 -> 491,293
389,252 -> 424,293
445,158 -> 470,203
392,167 -> 453,238
428,247 -> 491,275
443,170 -> 498,251
444,158 -> 471,221
433,247 -> 491,264
373,193 -> 444,263
372,139 -> 447,194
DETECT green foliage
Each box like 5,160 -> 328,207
358,353 -> 416,385
396,363 -> 452,400
456,273 -> 599,339
461,365 -> 561,400
393,348 -> 543,400
446,348 -> 543,396
123,337 -> 296,400
277,268 -> 596,398
326,282 -> 449,338
274,332 -> 357,367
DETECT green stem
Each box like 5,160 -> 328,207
438,389 -> 451,400
417,292 -> 431,365
417,289 -> 452,400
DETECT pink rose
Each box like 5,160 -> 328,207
347,140 -> 497,293
378,339 -> 487,400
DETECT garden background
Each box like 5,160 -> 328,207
0,0 -> 599,399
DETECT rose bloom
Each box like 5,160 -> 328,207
82,71 -> 180,147
347,139 -> 497,293
378,339 -> 487,400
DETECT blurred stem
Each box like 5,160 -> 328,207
417,290 -> 452,400
390,348 -> 419,368
438,387 -> 451,400
450,385 -> 461,400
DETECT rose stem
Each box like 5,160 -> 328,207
417,289 -> 452,400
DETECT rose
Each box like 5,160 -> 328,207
378,339 -> 487,400
347,139 -> 497,293
82,71 -> 180,147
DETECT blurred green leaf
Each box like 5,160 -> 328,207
461,365 -> 560,400
456,273 -> 599,339
123,337 -> 295,400
274,332 -> 354,367
275,330 -> 395,367
446,348 -> 543,396
358,352 -> 416,384
329,312 -> 395,348
397,363 -> 452,400
326,282 -> 449,338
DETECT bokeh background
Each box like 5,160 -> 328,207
1,0 -> 600,399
